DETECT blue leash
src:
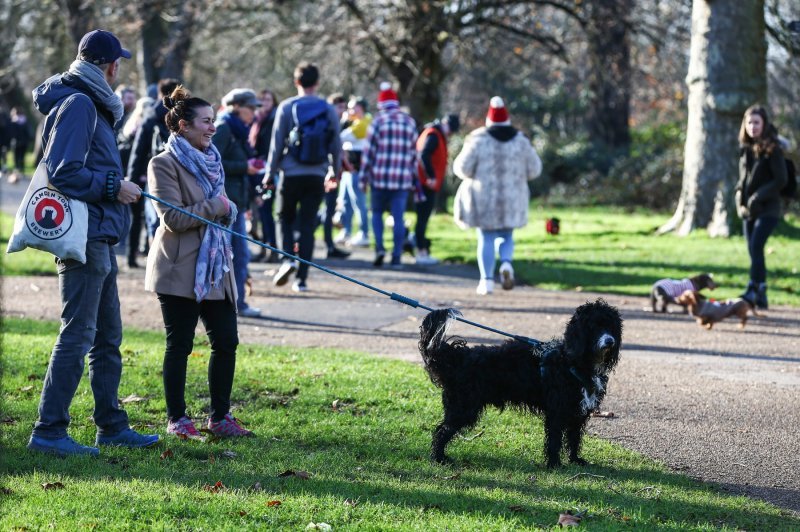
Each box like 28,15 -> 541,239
142,191 -> 542,347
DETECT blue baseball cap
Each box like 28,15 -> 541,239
78,29 -> 131,65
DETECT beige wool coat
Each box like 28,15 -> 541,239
453,127 -> 542,230
145,152 -> 236,303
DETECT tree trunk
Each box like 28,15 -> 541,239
660,0 -> 766,237
58,0 -> 95,45
585,0 -> 633,153
138,0 -> 194,86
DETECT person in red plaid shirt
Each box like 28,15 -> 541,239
360,82 -> 418,268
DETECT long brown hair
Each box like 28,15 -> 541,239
738,104 -> 780,157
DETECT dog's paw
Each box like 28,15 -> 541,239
569,456 -> 589,466
431,454 -> 454,466
545,459 -> 563,469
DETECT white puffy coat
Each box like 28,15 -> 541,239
453,127 -> 542,230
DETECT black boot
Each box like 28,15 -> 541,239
741,281 -> 757,306
755,282 -> 768,310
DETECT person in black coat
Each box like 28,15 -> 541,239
735,104 -> 788,309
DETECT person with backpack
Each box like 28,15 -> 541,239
264,62 -> 342,292
735,104 -> 789,310
27,28 -> 159,456
213,88 -> 263,318
127,78 -> 180,268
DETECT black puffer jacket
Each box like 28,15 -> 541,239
736,146 -> 788,220
212,119 -> 252,209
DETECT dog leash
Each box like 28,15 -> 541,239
142,191 -> 542,347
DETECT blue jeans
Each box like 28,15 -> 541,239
744,216 -> 779,283
231,209 -> 251,310
32,241 -> 129,439
340,171 -> 369,236
372,188 -> 409,261
476,228 -> 514,280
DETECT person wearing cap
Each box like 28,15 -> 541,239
264,62 -> 342,293
360,82 -> 418,268
213,88 -> 263,317
27,29 -> 159,456
412,113 -> 460,265
453,96 -> 542,295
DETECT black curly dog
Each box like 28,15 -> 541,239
419,299 -> 622,468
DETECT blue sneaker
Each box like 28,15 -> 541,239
27,435 -> 99,457
96,428 -> 160,448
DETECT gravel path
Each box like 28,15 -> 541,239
2,178 -> 798,514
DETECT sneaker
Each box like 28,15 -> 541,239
96,428 -> 160,448
476,279 -> 494,295
27,435 -> 99,457
389,257 -> 403,270
273,260 -> 297,286
292,280 -> 308,293
207,413 -> 254,438
239,306 -> 262,318
167,416 -> 205,441
327,247 -> 351,259
334,230 -> 350,244
350,232 -> 370,247
500,262 -> 515,290
373,251 -> 386,267
415,251 -> 439,266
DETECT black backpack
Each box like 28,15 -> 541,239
288,99 -> 331,165
782,157 -> 797,200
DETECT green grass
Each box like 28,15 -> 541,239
1,318 -> 797,530
1,212 -> 57,275
425,204 -> 800,306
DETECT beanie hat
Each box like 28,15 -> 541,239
377,82 -> 398,109
485,96 -> 510,126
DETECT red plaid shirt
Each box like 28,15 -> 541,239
361,103 -> 418,190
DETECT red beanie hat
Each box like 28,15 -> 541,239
377,81 -> 398,107
486,96 -> 510,126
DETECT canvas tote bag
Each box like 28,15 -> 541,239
6,96 -> 96,263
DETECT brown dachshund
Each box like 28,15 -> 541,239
675,290 -> 759,329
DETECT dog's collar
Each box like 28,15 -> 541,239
540,349 -> 595,390
569,366 -> 594,391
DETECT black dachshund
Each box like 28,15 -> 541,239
419,299 -> 622,468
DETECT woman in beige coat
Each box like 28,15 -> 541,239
454,97 -> 542,295
146,86 -> 253,439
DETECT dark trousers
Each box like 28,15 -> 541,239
258,193 -> 276,246
414,188 -> 436,251
128,197 -> 145,264
157,294 -> 239,423
277,175 -> 325,281
323,188 -> 338,249
744,216 -> 779,283
13,143 -> 28,171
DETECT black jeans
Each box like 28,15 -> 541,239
128,197 -> 145,264
277,175 -> 325,281
157,294 -> 239,423
414,189 -> 436,251
744,216 -> 779,283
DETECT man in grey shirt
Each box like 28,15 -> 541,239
264,62 -> 341,292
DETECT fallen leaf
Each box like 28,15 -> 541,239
279,469 -> 311,480
306,523 -> 331,531
0,487 -> 13,495
160,449 -> 174,460
344,498 -> 359,507
41,482 -> 65,490
238,510 -> 247,516
120,394 -> 146,404
331,399 -> 340,410
221,450 -> 237,459
30,283 -> 40,292
267,500 -> 282,507
558,512 -> 582,526
1,416 -> 16,425
250,482 -> 263,491
190,351 -> 204,358
20,386 -> 34,392
203,481 -> 225,493
441,473 -> 461,481
508,505 -> 525,512
208,454 -> 216,464
591,410 -> 615,418
575,286 -> 584,292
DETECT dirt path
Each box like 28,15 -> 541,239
3,244 -> 799,514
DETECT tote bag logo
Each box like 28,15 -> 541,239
24,187 -> 73,240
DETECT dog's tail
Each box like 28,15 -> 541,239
418,309 -> 463,383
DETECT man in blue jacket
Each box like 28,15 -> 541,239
27,29 -> 159,456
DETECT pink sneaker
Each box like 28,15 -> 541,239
207,413 -> 254,438
167,416 -> 205,440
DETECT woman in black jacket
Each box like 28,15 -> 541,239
735,105 -> 788,309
